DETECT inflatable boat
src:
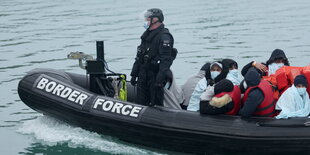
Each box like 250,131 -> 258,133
18,42 -> 310,154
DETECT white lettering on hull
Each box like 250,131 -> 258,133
93,98 -> 143,118
36,77 -> 89,106
35,76 -> 142,118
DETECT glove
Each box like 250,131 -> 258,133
155,82 -> 164,88
130,76 -> 137,86
155,72 -> 165,87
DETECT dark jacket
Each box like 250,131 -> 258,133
205,61 -> 229,86
241,49 -> 289,77
200,101 -> 234,115
266,49 -> 289,66
200,79 -> 234,115
131,24 -> 174,83
199,60 -> 236,113
130,24 -> 174,106
241,62 -> 265,77
238,68 -> 264,117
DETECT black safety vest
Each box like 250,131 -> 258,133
130,25 -> 177,77
138,27 -> 174,66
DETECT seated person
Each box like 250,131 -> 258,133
181,63 -> 210,109
241,49 -> 289,77
241,49 -> 290,100
222,59 -> 241,85
239,68 -> 275,117
205,62 -> 229,86
200,79 -> 241,115
187,61 -> 228,111
276,75 -> 310,119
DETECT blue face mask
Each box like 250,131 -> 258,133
297,87 -> 307,96
268,63 -> 284,75
228,69 -> 238,78
143,21 -> 149,29
211,71 -> 220,80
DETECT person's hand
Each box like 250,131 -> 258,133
155,73 -> 165,87
253,61 -> 267,73
200,86 -> 214,101
130,76 -> 137,86
155,82 -> 164,87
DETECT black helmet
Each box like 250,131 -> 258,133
144,8 -> 164,22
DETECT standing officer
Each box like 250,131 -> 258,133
130,8 -> 176,106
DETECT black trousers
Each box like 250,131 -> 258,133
136,67 -> 164,106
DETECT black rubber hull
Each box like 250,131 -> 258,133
18,68 -> 310,154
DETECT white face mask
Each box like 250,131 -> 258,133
143,21 -> 149,29
227,69 -> 241,85
228,69 -> 238,78
297,87 -> 307,96
268,63 -> 284,75
211,71 -> 220,80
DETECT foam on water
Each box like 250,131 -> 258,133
17,116 -> 166,155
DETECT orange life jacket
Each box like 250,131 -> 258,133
302,65 -> 310,95
242,80 -> 275,117
214,86 -> 241,115
263,66 -> 303,99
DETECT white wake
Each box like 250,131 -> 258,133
17,116 -> 166,155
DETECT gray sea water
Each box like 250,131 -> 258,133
1,0 -> 310,154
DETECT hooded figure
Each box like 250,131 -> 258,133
222,59 -> 241,85
187,61 -> 228,111
276,75 -> 310,119
241,49 -> 289,77
245,68 -> 261,87
181,63 -> 210,108
266,49 -> 290,66
266,49 -> 290,76
239,68 -> 267,117
205,61 -> 229,86
200,79 -> 235,115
